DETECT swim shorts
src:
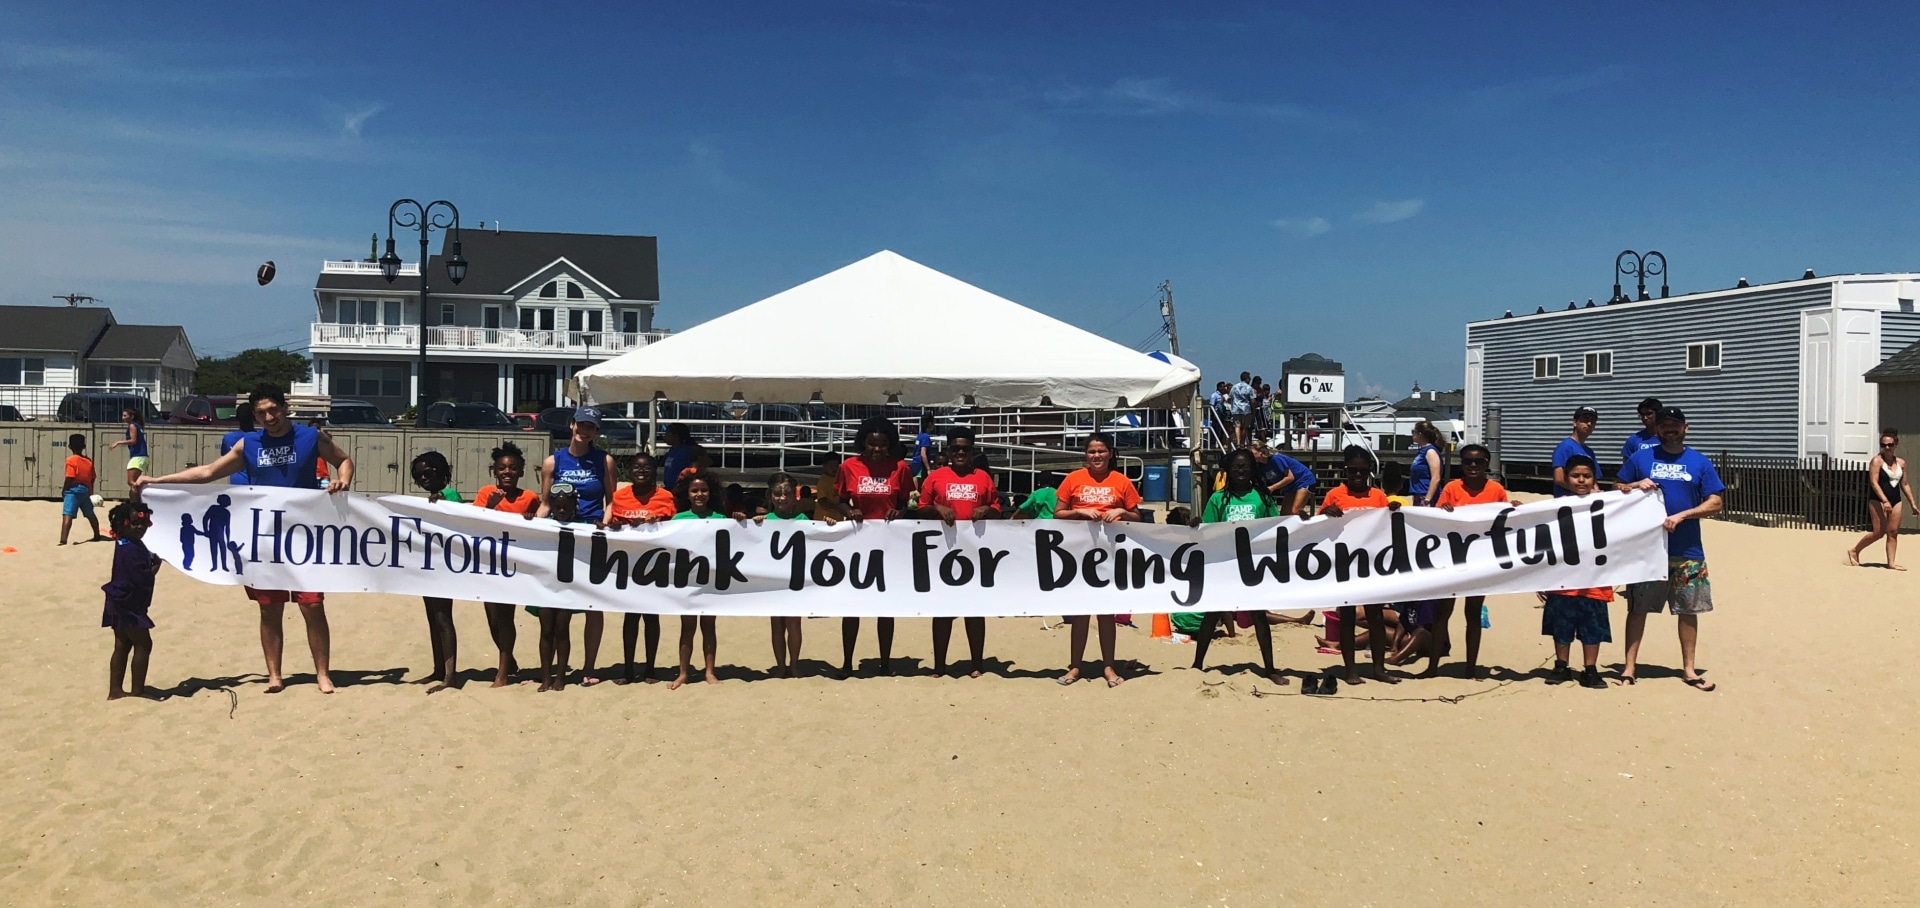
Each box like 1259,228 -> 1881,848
1626,558 -> 1712,615
1541,594 -> 1612,645
244,587 -> 324,607
63,484 -> 95,518
127,456 -> 151,473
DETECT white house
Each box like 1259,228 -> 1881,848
0,304 -> 197,417
309,228 -> 666,416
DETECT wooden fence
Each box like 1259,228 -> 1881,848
1712,454 -> 1875,531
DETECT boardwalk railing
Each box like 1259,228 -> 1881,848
1712,454 -> 1870,531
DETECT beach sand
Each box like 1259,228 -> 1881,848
1,498 -> 1913,905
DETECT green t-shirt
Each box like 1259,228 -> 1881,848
1202,488 -> 1278,523
672,510 -> 726,520
1017,488 -> 1059,519
431,487 -> 462,503
1171,610 -> 1207,635
762,510 -> 806,520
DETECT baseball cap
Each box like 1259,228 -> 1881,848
1573,406 -> 1599,422
572,406 -> 602,426
1657,406 -> 1687,424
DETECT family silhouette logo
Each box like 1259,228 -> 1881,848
177,494 -> 245,575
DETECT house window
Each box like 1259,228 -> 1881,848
1533,355 -> 1560,380
384,300 -> 402,325
588,310 -> 603,332
620,310 -> 639,334
0,357 -> 46,385
540,281 -> 557,298
336,365 -> 406,398
1583,350 -> 1613,377
519,307 -> 555,331
90,365 -> 136,385
439,303 -> 456,326
360,300 -> 379,324
567,282 -> 585,300
1686,341 -> 1722,371
568,309 -> 585,332
483,305 -> 501,329
336,299 -> 358,323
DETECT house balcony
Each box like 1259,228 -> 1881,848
310,323 -> 670,357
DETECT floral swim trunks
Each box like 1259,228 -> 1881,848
1626,557 -> 1712,615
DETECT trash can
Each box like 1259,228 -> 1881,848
1142,464 -> 1170,501
1175,463 -> 1192,503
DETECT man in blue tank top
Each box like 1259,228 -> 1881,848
136,384 -> 355,694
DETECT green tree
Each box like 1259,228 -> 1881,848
193,348 -> 312,394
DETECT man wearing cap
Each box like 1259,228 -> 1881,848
1620,397 -> 1663,463
1614,406 -> 1725,691
1553,407 -> 1599,497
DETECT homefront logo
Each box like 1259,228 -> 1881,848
176,494 -> 246,575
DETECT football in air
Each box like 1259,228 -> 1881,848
257,261 -> 277,286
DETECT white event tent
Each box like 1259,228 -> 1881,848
572,251 -> 1199,409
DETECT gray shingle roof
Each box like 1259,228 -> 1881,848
315,229 -> 659,300
89,324 -> 188,360
1867,338 -> 1920,382
0,305 -> 112,353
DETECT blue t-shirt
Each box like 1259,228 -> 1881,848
241,425 -> 321,489
1260,453 -> 1317,495
910,431 -> 933,474
1408,443 -> 1440,500
1620,429 -> 1660,463
127,423 -> 148,458
552,446 -> 609,521
1552,436 -> 1597,498
1617,445 -> 1726,560
220,430 -> 251,485
661,443 -> 695,491
1229,382 -> 1253,415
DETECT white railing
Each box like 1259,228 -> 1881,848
321,260 -> 419,276
312,323 -> 670,354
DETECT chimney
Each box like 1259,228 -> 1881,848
1736,277 -> 1749,287
1803,268 -> 1817,280
367,233 -> 377,262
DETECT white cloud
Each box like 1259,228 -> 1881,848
1272,216 -> 1331,237
1353,198 -> 1425,224
341,103 -> 387,139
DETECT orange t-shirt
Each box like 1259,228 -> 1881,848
1551,586 -> 1616,602
607,485 -> 678,526
1320,484 -> 1388,512
1437,479 -> 1509,509
65,454 -> 96,489
1055,469 -> 1142,515
473,485 -> 540,515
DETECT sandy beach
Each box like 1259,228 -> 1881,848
1,496 -> 1914,905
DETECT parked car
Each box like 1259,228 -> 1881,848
415,401 -> 520,430
0,404 -> 24,422
168,394 -> 242,427
534,406 -> 640,444
56,392 -> 162,424
325,399 -> 391,427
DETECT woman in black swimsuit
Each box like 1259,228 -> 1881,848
1849,428 -> 1915,570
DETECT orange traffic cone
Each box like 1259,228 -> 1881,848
1151,613 -> 1172,639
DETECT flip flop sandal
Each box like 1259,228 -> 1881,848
1685,677 -> 1716,692
1614,675 -> 1636,686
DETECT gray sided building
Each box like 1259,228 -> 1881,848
1464,272 -> 1920,470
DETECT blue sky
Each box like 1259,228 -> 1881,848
5,0 -> 1919,399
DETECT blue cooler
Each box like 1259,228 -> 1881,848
1175,463 -> 1192,503
1142,465 -> 1170,501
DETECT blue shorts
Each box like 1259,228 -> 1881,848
63,484 -> 95,519
1541,594 -> 1612,646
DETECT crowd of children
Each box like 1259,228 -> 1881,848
97,384 -> 1731,700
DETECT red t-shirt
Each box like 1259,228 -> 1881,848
65,454 -> 96,489
1437,479 -> 1509,509
607,484 -> 678,526
1056,469 -> 1142,515
474,485 -> 540,515
1321,484 -> 1389,512
839,457 -> 913,519
921,466 -> 999,520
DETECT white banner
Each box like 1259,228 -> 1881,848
140,485 -> 1671,617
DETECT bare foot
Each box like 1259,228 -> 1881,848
703,669 -> 722,685
879,659 -> 894,677
263,678 -> 285,694
1344,669 -> 1362,684
1415,665 -> 1440,679
316,674 -> 336,694
491,672 -> 511,688
426,682 -> 451,695
1266,671 -> 1291,686
411,673 -> 445,685
668,672 -> 689,690
1892,563 -> 1908,572
108,690 -> 126,701
1372,667 -> 1399,684
1847,549 -> 1861,566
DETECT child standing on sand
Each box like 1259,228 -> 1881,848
102,502 -> 161,700
757,472 -> 807,677
411,452 -> 463,694
60,433 -> 105,545
669,472 -> 726,689
1540,455 -> 1612,689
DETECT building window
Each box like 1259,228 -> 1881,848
0,357 -> 46,385
588,310 -> 603,332
540,281 -> 557,298
1533,355 -> 1560,381
566,281 -> 585,300
1583,350 -> 1613,377
336,364 -> 406,399
620,310 -> 639,334
519,307 -> 555,331
483,305 -> 501,330
336,299 -> 358,323
1686,341 -> 1722,371
439,303 -> 456,326
568,309 -> 585,332
359,300 -> 378,324
384,300 -> 402,326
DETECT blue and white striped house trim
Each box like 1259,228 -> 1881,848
1464,273 -> 1920,467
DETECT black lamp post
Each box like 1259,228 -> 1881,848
1611,250 -> 1669,303
380,199 -> 467,410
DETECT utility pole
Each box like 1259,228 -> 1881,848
52,293 -> 100,307
1158,280 -> 1180,356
